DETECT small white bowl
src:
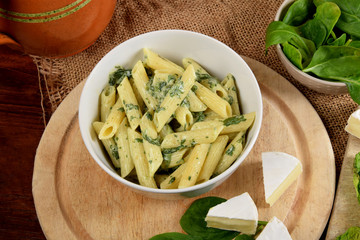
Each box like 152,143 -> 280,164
79,30 -> 263,199
275,0 -> 348,95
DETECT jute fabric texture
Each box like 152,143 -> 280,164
33,0 -> 358,179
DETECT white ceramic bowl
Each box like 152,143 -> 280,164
79,30 -> 263,200
275,0 -> 348,95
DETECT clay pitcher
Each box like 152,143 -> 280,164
0,0 -> 116,57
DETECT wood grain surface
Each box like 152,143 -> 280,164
326,135 -> 360,240
0,46 -> 45,239
32,57 -> 335,240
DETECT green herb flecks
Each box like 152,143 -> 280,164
108,66 -> 132,86
146,111 -> 153,121
169,80 -> 185,98
142,133 -> 161,146
135,138 -> 143,143
225,144 -> 235,156
192,111 -> 206,123
109,144 -> 119,160
223,115 -> 246,126
125,103 -> 139,111
169,177 -> 176,184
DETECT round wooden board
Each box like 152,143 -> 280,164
32,57 -> 335,240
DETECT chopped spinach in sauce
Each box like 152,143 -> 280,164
108,66 -> 132,86
225,144 -> 235,156
223,115 -> 246,126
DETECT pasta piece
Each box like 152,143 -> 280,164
115,118 -> 134,178
159,124 -> 174,140
117,76 -> 142,130
222,73 -> 241,115
93,121 -> 120,169
127,128 -> 157,188
175,104 -> 193,131
178,143 -> 211,188
162,147 -> 188,169
140,111 -> 163,177
160,162 -> 188,189
191,112 -> 256,134
187,90 -> 207,112
131,60 -> 158,110
153,65 -> 196,132
214,131 -> 246,175
129,77 -> 145,113
144,48 -> 184,76
193,82 -> 232,118
98,97 -> 126,140
155,174 -> 169,187
100,85 -> 116,122
225,132 -> 238,141
197,135 -> 229,183
183,57 -> 228,99
203,109 -> 222,121
161,125 -> 224,149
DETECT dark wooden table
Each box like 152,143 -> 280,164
0,46 -> 45,239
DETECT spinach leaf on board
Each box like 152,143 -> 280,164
282,0 -> 315,26
314,0 -> 360,39
354,152 -> 360,205
180,197 -> 239,240
336,226 -> 360,240
149,232 -> 203,240
303,46 -> 360,104
299,2 -> 341,48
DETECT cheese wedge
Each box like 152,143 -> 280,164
345,109 -> 360,139
262,152 -> 302,206
205,192 -> 258,234
256,216 -> 292,240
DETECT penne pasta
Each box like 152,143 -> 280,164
131,60 -> 158,110
144,48 -> 184,76
115,118 -> 134,178
140,111 -> 163,177
98,97 -> 126,140
197,135 -> 229,183
193,82 -> 232,118
117,76 -> 142,130
222,73 -> 241,115
191,112 -> 256,134
174,104 -> 193,131
187,90 -> 207,112
127,128 -> 157,188
100,85 -> 116,122
178,143 -> 210,188
161,125 -> 224,149
160,162 -> 188,189
214,130 -> 246,175
129,77 -> 145,113
153,65 -> 196,132
159,124 -> 174,140
93,121 -> 121,169
162,147 -> 188,169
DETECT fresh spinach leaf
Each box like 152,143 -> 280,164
234,235 -> 255,240
327,33 -> 347,46
336,226 -> 360,240
282,0 -> 315,26
354,152 -> 360,204
282,41 -> 304,69
149,232 -> 203,240
303,46 -> 360,104
299,2 -> 341,48
180,197 -> 239,240
315,0 -> 360,39
349,41 -> 360,49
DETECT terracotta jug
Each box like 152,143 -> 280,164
0,0 -> 116,57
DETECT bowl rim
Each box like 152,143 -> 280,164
274,0 -> 346,88
79,29 -> 263,195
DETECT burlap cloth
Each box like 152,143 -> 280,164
32,0 -> 358,180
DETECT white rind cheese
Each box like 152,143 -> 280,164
256,216 -> 292,240
205,192 -> 258,234
262,152 -> 302,206
345,109 -> 360,139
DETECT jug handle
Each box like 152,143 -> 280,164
0,33 -> 23,52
